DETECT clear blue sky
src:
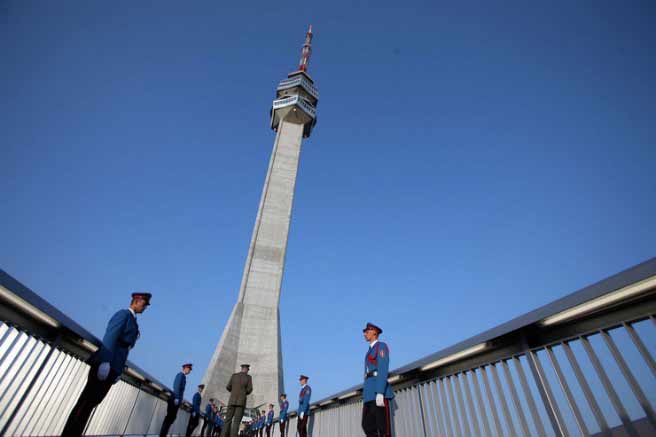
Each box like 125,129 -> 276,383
1,0 -> 655,406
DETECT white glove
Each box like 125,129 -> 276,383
174,399 -> 179,406
280,419 -> 284,424
299,412 -> 304,420
376,394 -> 385,407
97,362 -> 110,381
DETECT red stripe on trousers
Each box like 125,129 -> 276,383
384,398 -> 391,436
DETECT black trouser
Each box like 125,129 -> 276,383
265,424 -> 272,437
201,420 -> 211,437
297,414 -> 308,437
61,364 -> 118,437
160,398 -> 180,436
279,419 -> 286,437
362,399 -> 391,437
221,405 -> 245,437
186,413 -> 200,437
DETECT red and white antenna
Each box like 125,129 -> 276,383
298,25 -> 313,72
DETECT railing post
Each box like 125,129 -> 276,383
526,351 -> 567,437
416,385 -> 428,437
145,395 -> 160,437
0,333 -> 61,437
121,382 -> 142,436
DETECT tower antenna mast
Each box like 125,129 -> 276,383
298,25 -> 313,72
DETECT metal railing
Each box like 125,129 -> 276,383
0,270 -> 200,436
289,258 -> 656,436
2,258 -> 655,436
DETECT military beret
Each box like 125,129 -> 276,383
363,322 -> 382,334
299,374 -> 309,381
182,363 -> 193,369
240,363 -> 251,369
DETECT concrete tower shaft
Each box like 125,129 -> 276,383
202,27 -> 318,410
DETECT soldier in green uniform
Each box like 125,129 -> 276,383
221,364 -> 253,437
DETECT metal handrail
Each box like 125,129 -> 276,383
310,257 -> 656,408
0,269 -> 197,436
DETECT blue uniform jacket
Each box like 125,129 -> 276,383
90,309 -> 139,379
298,385 -> 311,415
363,341 -> 394,402
192,392 -> 201,415
279,400 -> 289,421
215,414 -> 223,427
173,372 -> 186,403
204,404 -> 213,420
266,410 -> 274,425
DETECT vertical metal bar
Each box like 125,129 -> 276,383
145,394 -> 160,437
15,348 -> 65,436
462,372 -> 481,436
0,327 -> 22,367
481,366 -> 503,436
121,383 -> 142,436
423,382 -> 436,436
490,362 -> 517,437
0,336 -> 40,415
601,330 -> 656,431
581,335 -> 638,437
446,376 -> 462,436
470,369 -> 492,437
417,385 -> 429,437
562,341 -> 609,435
624,322 -> 656,379
0,335 -> 59,436
430,380 -> 446,436
546,346 -> 589,436
31,352 -> 76,436
0,332 -> 32,394
501,359 -> 530,436
50,359 -> 88,434
513,356 -> 547,437
453,374 -> 471,436
438,378 -> 454,436
527,350 -> 567,436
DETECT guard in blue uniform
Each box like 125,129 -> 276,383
186,384 -> 204,436
265,404 -> 274,437
160,362 -> 193,437
259,411 -> 266,437
213,409 -> 224,437
297,374 -> 311,437
202,398 -> 215,437
362,322 -> 394,437
61,292 -> 151,437
278,393 -> 289,437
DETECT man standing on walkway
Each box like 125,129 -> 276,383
160,362 -> 193,436
221,363 -> 253,437
265,404 -> 274,437
201,398 -> 215,437
361,322 -> 394,437
186,384 -> 204,437
297,375 -> 311,437
61,292 -> 151,437
278,393 -> 289,437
